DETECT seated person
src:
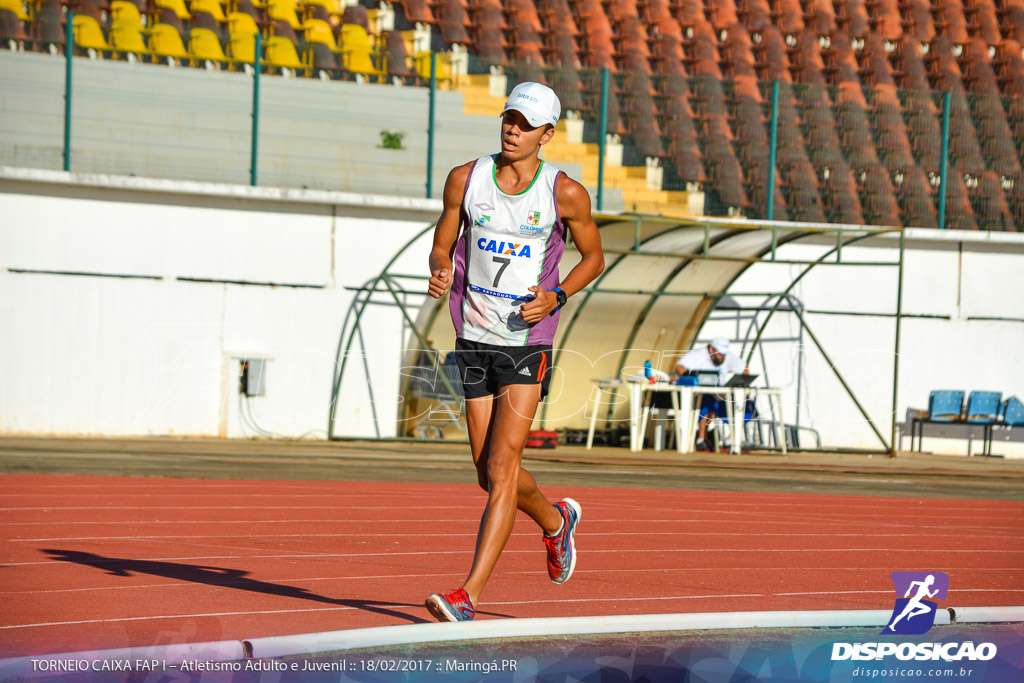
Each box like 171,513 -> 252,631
675,337 -> 749,451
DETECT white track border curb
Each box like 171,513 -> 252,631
2,607 -> 1021,680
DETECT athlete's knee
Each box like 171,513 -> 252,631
485,449 -> 521,491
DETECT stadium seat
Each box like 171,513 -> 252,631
834,0 -> 870,38
340,23 -> 383,79
190,0 -> 227,22
148,22 -> 190,63
964,0 -> 1000,47
549,66 -> 586,111
227,30 -> 255,62
0,7 -> 28,49
821,157 -> 865,225
971,170 -> 1015,231
110,20 -> 149,59
780,157 -> 826,223
752,25 -> 791,82
394,0 -> 434,25
0,0 -> 27,20
67,0 -> 104,22
705,137 -> 748,211
228,10 -> 259,34
230,0 -> 261,22
773,0 -> 804,38
470,2 -> 506,64
437,0 -> 471,45
264,33 -> 305,73
153,0 -> 191,21
110,0 -> 144,25
856,160 -> 902,226
382,30 -> 413,80
267,0 -> 303,31
901,0 -> 935,43
32,5 -> 65,53
943,166 -> 979,230
189,26 -> 229,66
72,14 -> 110,55
304,17 -> 338,50
896,164 -> 937,228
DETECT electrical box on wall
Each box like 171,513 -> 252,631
240,359 -> 266,396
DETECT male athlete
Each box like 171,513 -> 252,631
424,82 -> 605,622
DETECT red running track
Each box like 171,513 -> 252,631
1,474 -> 1023,658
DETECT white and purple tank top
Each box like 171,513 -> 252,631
449,154 -> 566,346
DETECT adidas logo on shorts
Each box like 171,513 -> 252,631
518,367 -> 532,377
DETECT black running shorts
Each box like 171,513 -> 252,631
454,338 -> 553,399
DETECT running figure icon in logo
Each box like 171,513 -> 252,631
882,571 -> 950,635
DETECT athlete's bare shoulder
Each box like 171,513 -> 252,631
555,174 -> 594,220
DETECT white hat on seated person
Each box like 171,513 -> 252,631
710,337 -> 730,354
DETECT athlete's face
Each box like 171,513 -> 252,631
500,110 -> 554,161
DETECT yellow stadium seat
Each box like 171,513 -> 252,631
148,22 -> 190,62
264,35 -> 306,73
227,11 -> 259,36
109,21 -> 149,57
339,23 -> 382,79
0,0 -> 29,21
303,18 -> 338,51
301,0 -> 340,15
227,32 -> 255,62
72,15 -> 111,52
109,0 -> 143,26
414,50 -> 451,84
267,0 -> 302,30
153,0 -> 191,20
189,0 -> 226,22
189,27 -> 228,64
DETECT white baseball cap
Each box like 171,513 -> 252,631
501,82 -> 561,128
710,337 -> 730,354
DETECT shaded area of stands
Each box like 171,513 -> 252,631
2,0 -> 1023,229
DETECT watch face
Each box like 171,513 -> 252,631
556,289 -> 567,307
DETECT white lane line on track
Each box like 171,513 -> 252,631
774,589 -> 1024,596
10,530 -> 1023,542
3,567 -> 1019,596
5,547 -> 1023,567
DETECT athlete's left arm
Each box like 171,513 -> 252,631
520,176 -> 604,323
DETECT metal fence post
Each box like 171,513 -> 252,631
597,67 -> 609,212
937,90 -> 951,229
426,52 -> 437,199
766,81 -> 779,220
250,32 -> 261,186
63,12 -> 74,172
890,229 -> 905,456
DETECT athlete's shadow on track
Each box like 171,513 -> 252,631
42,549 -> 511,624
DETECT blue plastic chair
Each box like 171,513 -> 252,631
964,391 -> 1001,455
912,390 -> 964,451
1002,396 -> 1024,427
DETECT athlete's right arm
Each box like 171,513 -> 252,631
427,162 -> 473,299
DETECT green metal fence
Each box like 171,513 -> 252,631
2,30 -> 1023,231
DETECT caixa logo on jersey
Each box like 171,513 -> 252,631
477,238 -> 531,258
883,571 -> 949,635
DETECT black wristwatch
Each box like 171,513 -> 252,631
552,287 -> 568,310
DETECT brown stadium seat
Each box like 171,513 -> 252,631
869,0 -> 902,42
471,2 -> 507,63
773,0 -> 804,38
896,164 -> 938,228
934,0 -> 969,46
801,89 -> 845,166
753,24 -> 791,82
834,0 -> 870,38
383,30 -> 414,80
544,29 -> 579,67
963,0 -> 1000,48
309,42 -> 339,73
673,0 -> 707,32
969,170 -> 1015,231
994,39 -> 1024,95
856,161 -> 903,226
507,0 -> 544,33
902,91 -> 944,174
1001,5 -> 1024,43
621,72 -> 664,158
438,0 -> 472,46
686,27 -> 723,78
652,33 -> 686,76
893,35 -> 933,92
780,157 -> 826,223
901,0 -> 935,43
66,0 -> 104,22
1002,172 -> 1024,231
508,24 -> 546,66
821,157 -> 865,225
721,27 -> 758,83
705,137 -> 748,210
834,99 -> 880,168
872,94 -> 917,174
803,0 -> 837,36
230,0 -> 261,23
942,166 -> 979,230
395,0 -> 435,25
945,93 -> 989,177
549,67 -> 586,111
539,0 -> 578,37
736,0 -> 772,33
706,0 -> 737,32
789,28 -> 827,86
32,6 -> 65,52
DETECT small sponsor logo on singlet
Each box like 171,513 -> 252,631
474,214 -> 492,227
475,202 -> 495,211
518,366 -> 532,377
519,209 -> 544,235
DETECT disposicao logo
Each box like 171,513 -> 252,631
882,571 -> 949,635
